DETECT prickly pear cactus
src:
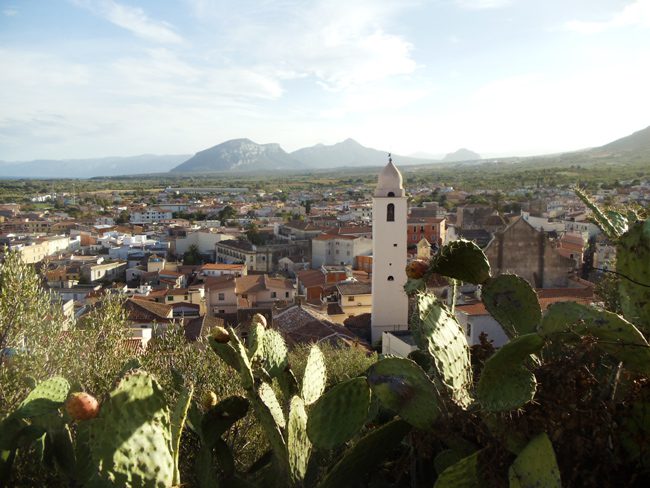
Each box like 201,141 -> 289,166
301,345 -> 326,406
171,384 -> 193,485
412,293 -> 473,408
430,239 -> 491,285
200,396 -> 249,447
509,433 -> 562,488
476,333 -> 544,412
88,370 -> 175,487
262,328 -> 289,379
307,377 -> 371,450
318,419 -> 411,488
540,302 -> 650,375
12,377 -> 70,419
258,382 -> 286,429
574,186 -> 625,238
434,449 -> 483,488
367,357 -> 440,430
287,396 -> 311,484
617,219 -> 650,335
481,274 -> 541,338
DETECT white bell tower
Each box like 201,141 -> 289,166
371,155 -> 409,344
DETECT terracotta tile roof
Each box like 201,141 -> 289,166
312,233 -> 358,241
122,338 -> 144,354
200,263 -> 245,271
204,275 -> 237,291
235,274 -> 294,293
125,298 -> 174,321
273,305 -> 360,347
337,282 -> 371,295
297,269 -> 326,288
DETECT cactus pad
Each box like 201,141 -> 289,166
227,326 -> 255,389
288,396 -> 311,484
540,302 -> 650,375
262,329 -> 289,379
482,274 -> 541,338
258,382 -> 286,429
434,449 -> 482,488
412,293 -> 473,408
477,333 -> 544,412
12,377 -> 70,419
434,449 -> 468,476
171,384 -> 193,485
89,370 -> 174,487
574,187 -> 623,239
617,219 -> 650,334
307,377 -> 371,450
208,337 -> 241,371
318,419 -> 411,488
367,357 -> 440,430
509,433 -> 562,488
430,239 -> 491,285
201,395 -> 249,448
247,320 -> 266,361
302,345 -> 326,406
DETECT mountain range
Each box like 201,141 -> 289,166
1,125 -> 649,178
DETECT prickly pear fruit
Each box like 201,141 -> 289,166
252,313 -> 267,328
406,259 -> 429,279
211,326 -> 230,343
201,390 -> 218,410
65,392 -> 100,421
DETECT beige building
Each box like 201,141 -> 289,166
206,274 -> 296,315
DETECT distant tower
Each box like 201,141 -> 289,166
371,155 -> 409,344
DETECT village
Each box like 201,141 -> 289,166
1,162 -> 648,357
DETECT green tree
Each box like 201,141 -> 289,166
182,243 -> 202,265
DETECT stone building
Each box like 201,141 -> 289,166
484,217 -> 575,288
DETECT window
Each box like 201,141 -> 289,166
348,296 -> 355,302
387,192 -> 395,197
285,292 -> 290,298
271,291 -> 277,298
387,275 -> 394,281
167,296 -> 173,301
218,293 -> 225,301
387,203 -> 395,222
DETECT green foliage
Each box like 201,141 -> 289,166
307,377 -> 371,450
411,294 -> 473,408
481,274 -> 541,338
367,357 -> 440,430
509,433 -> 562,488
476,334 -> 544,412
617,219 -> 650,334
430,239 -> 491,285
434,449 -> 482,488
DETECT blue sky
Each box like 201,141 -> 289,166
1,0 -> 650,161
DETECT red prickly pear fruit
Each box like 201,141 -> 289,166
406,260 -> 429,280
65,392 -> 100,421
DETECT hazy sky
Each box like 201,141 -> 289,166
1,0 -> 650,161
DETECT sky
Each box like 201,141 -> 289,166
1,0 -> 650,161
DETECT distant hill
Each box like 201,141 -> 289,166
596,125 -> 650,153
171,139 -> 301,173
0,154 -> 189,178
289,138 -> 435,168
443,148 -> 481,162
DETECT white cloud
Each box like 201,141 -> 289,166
72,0 -> 183,43
565,0 -> 650,33
3,7 -> 18,16
188,0 -> 418,91
454,0 -> 512,10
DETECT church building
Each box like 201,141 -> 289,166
370,156 -> 409,344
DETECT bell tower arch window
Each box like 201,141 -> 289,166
387,203 -> 395,222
